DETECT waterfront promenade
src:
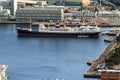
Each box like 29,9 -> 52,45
0,18 -> 120,27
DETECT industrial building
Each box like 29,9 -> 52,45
16,7 -> 64,22
64,0 -> 90,6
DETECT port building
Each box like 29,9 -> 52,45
16,7 -> 64,22
64,0 -> 90,6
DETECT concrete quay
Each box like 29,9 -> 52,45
32,17 -> 120,27
0,17 -> 120,27
84,38 -> 117,78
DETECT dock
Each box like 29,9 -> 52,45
32,22 -> 120,27
0,20 -> 120,27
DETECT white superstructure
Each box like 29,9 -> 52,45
38,24 -> 101,33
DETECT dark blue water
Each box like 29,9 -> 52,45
0,24 -> 109,80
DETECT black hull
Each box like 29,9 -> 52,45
17,29 -> 100,38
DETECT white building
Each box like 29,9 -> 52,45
0,0 -> 39,16
16,7 -> 64,22
0,0 -> 17,16
0,6 -> 10,20
98,10 -> 120,17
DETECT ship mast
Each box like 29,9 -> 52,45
29,18 -> 32,31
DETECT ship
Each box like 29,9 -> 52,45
17,23 -> 101,38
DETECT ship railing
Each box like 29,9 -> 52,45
17,27 -> 28,30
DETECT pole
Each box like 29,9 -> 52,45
29,18 -> 32,31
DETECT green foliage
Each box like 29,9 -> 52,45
105,34 -> 120,66
105,46 -> 120,66
116,34 -> 120,42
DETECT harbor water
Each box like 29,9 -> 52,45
0,24 -> 110,80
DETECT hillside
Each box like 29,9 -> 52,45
105,34 -> 120,68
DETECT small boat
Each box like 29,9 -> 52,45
104,37 -> 113,42
17,22 -> 101,38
